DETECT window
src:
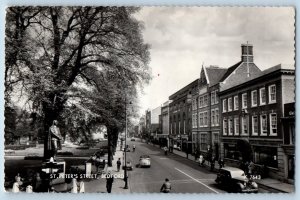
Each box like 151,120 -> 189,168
251,90 -> 258,107
234,95 -> 239,110
199,97 -> 203,108
203,95 -> 208,107
242,93 -> 247,109
269,85 -> 276,103
199,112 -> 203,127
260,115 -> 267,136
241,116 -> 248,135
228,97 -> 232,111
234,117 -> 239,135
223,118 -> 228,135
200,133 -> 207,151
215,109 -> 219,126
270,113 -> 277,136
192,114 -> 196,128
252,116 -> 258,136
223,99 -> 227,112
215,91 -> 219,104
260,88 -> 266,105
203,111 -> 208,127
229,118 -> 233,135
211,110 -> 215,126
211,91 -> 215,105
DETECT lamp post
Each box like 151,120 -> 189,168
123,97 -> 130,189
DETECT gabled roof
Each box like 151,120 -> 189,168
205,66 -> 228,86
219,61 -> 243,82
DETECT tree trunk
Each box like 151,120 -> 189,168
107,125 -> 119,166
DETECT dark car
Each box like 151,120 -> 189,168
122,161 -> 133,171
130,138 -> 136,141
215,167 -> 258,193
123,147 -> 131,152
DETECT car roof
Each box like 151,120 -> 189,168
220,167 -> 244,172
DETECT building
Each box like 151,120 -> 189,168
191,65 -> 227,159
158,101 -> 170,147
150,106 -> 162,141
145,110 -> 151,140
138,115 -> 146,138
219,60 -> 295,182
169,79 -> 198,153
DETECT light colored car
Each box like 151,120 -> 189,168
139,155 -> 151,168
215,167 -> 258,193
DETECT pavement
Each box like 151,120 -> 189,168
83,148 -> 130,193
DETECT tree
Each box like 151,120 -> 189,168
5,6 -> 151,159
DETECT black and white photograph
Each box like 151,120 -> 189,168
4,6 -> 295,194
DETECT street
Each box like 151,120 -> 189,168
125,140 -> 269,193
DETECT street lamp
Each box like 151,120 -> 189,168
123,98 -> 131,189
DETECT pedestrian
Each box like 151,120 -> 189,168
15,173 -> 23,186
164,146 -> 168,155
12,182 -> 20,193
218,158 -> 224,169
248,161 -> 255,176
106,171 -> 114,193
160,178 -> 171,193
34,172 -> 42,192
26,184 -> 33,193
133,144 -> 136,152
70,178 -> 78,193
117,158 -> 121,172
78,178 -> 85,193
199,154 -> 204,166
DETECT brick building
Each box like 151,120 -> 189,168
169,79 -> 198,153
219,61 -> 295,181
191,65 -> 227,159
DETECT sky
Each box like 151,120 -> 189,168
134,7 -> 295,116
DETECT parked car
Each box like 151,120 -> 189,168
122,161 -> 133,171
131,138 -> 136,141
215,167 -> 258,193
123,147 -> 131,152
138,155 -> 151,168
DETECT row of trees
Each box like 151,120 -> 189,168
5,6 -> 151,164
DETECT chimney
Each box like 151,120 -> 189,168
241,43 -> 254,63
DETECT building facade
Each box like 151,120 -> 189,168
158,101 -> 170,147
192,65 -> 227,159
219,64 -> 295,181
169,79 -> 198,153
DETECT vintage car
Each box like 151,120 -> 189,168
138,155 -> 151,168
215,167 -> 258,193
130,138 -> 136,141
122,161 -> 133,171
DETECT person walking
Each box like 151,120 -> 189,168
160,178 -> 171,193
106,171 -> 114,193
164,146 -> 168,156
70,178 -> 78,193
132,144 -> 136,152
78,178 -> 85,193
199,154 -> 204,166
117,158 -> 121,172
